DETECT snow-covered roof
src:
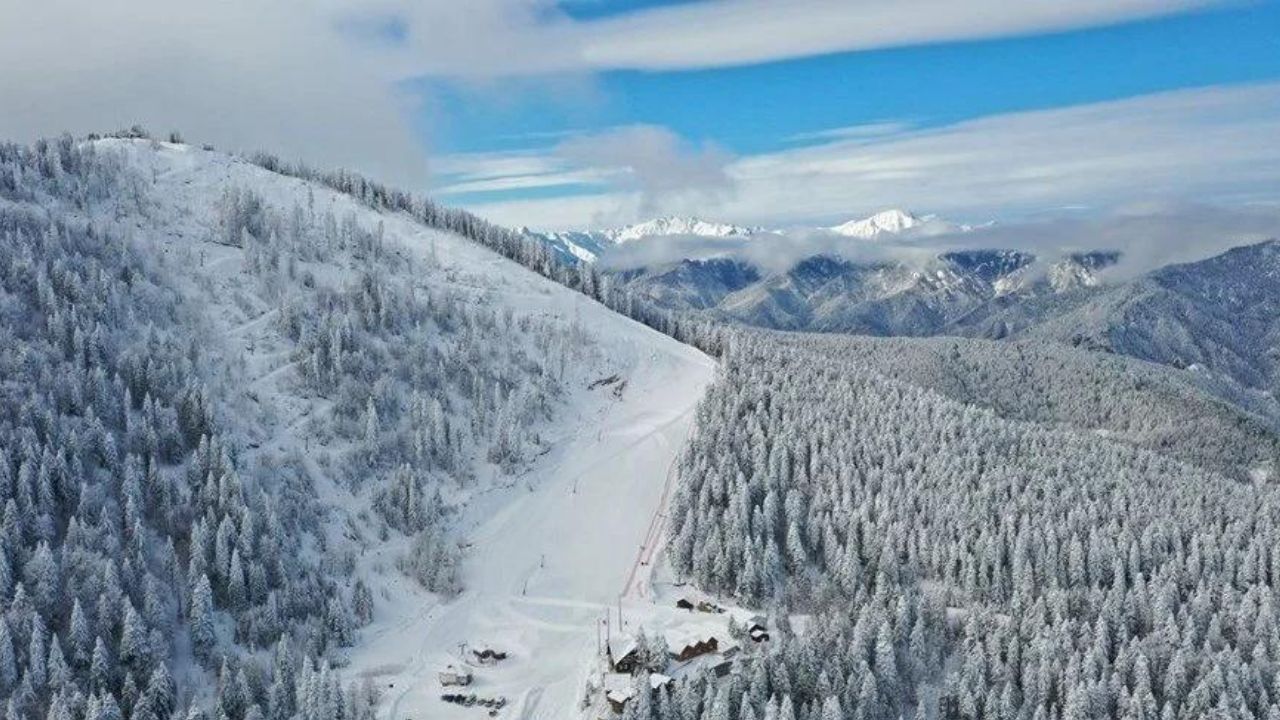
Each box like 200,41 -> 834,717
610,635 -> 639,660
606,688 -> 634,705
664,627 -> 721,651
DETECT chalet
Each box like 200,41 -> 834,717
666,631 -> 720,662
607,636 -> 641,674
675,596 -> 696,611
747,615 -> 769,643
437,665 -> 472,687
750,627 -> 770,643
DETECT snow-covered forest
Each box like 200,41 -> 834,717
659,333 -> 1280,720
799,334 -> 1280,478
4,130 -> 1280,720
0,132 -> 659,720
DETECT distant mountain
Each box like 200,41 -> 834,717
618,246 -> 1119,334
609,215 -> 762,243
516,227 -> 613,263
828,208 -> 924,238
519,215 -> 762,263
996,240 -> 1280,393
521,208 -> 939,263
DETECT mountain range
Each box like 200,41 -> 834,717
526,209 -> 1280,398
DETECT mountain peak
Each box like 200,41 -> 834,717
608,216 -> 760,243
829,208 -> 923,238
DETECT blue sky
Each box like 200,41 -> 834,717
429,3 -> 1280,157
4,0 -> 1279,231
414,0 -> 1280,229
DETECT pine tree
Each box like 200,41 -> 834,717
46,636 -> 69,690
69,597 -> 92,666
190,574 -> 217,662
90,637 -> 113,691
0,618 -> 16,694
119,602 -> 150,670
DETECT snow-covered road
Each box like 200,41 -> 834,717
349,343 -> 714,720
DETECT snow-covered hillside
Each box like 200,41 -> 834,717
0,136 -> 713,720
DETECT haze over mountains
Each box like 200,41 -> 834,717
524,207 -> 1280,401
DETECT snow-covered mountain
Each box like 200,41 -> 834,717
521,215 -> 762,263
524,208 -> 951,264
615,248 -> 1119,334
7,132 -> 1280,720
828,208 -> 925,238
0,135 -> 713,720
608,215 -> 762,243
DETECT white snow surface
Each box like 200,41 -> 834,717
352,351 -> 712,720
85,140 -> 717,719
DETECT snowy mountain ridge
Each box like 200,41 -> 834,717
523,208 -> 952,263
608,215 -> 762,243
827,208 -> 925,238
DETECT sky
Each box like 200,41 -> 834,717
1,0 -> 1278,232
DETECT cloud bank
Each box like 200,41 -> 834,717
0,0 -> 429,186
456,83 -> 1280,231
591,201 -> 1280,283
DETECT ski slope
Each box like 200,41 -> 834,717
80,141 -> 716,720
352,350 -> 711,720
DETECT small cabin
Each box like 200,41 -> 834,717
438,665 -> 472,687
675,596 -> 696,611
750,627 -> 770,643
747,615 -> 769,642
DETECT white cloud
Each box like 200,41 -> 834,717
574,0 -> 1221,71
556,125 -> 736,215
0,0 -> 1230,192
0,0 -> 431,186
460,83 -> 1280,230
377,0 -> 1226,76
